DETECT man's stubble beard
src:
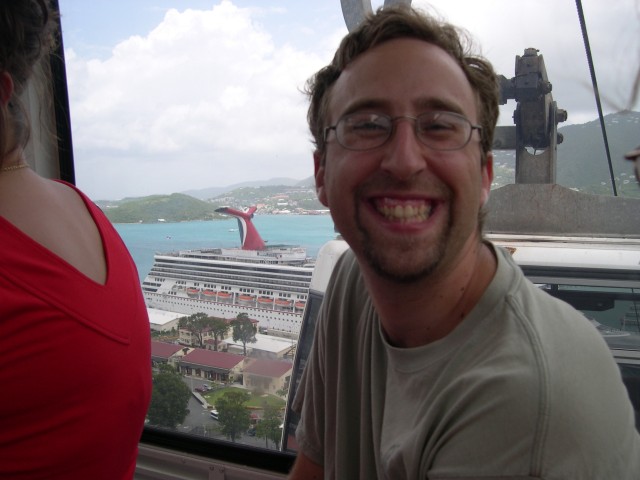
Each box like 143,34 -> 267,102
355,205 -> 452,285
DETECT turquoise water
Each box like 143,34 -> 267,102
114,215 -> 337,281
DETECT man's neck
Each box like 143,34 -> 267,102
361,240 -> 497,348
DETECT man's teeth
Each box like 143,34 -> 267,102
377,202 -> 432,222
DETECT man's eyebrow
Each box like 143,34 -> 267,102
335,97 -> 467,119
338,99 -> 391,117
414,97 -> 465,116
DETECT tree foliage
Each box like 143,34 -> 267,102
255,403 -> 283,449
147,364 -> 191,429
215,390 -> 251,442
210,317 -> 230,351
179,312 -> 216,347
231,313 -> 257,356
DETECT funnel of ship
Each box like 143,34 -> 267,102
215,206 -> 267,250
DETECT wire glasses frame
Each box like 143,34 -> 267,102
323,111 -> 483,151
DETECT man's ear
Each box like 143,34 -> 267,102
480,151 -> 493,207
314,151 -> 329,207
0,72 -> 14,106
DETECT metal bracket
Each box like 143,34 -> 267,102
340,0 -> 413,31
499,48 -> 567,183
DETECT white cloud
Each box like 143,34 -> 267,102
417,0 -> 640,125
68,1 -> 329,199
65,0 -> 639,199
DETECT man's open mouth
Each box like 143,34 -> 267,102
373,198 -> 434,223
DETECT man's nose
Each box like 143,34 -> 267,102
380,119 -> 429,180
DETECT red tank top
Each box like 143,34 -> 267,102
0,182 -> 151,479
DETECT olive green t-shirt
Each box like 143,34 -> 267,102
294,246 -> 640,479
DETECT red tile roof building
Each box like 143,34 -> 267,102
151,341 -> 189,367
243,359 -> 293,396
179,348 -> 245,383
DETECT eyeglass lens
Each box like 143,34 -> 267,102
336,112 -> 473,151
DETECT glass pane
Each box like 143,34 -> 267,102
57,0 -> 640,456
59,0 -> 346,450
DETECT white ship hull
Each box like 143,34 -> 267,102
144,289 -> 305,336
141,207 -> 315,337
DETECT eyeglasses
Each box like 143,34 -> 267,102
324,111 -> 482,151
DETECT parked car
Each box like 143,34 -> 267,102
210,409 -> 219,421
195,384 -> 211,393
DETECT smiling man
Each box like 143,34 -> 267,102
288,6 -> 640,480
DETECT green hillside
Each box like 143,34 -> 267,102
209,184 -> 322,210
491,111 -> 639,197
556,112 -> 640,196
102,193 -> 223,223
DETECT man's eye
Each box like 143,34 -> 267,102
422,121 -> 454,132
352,121 -> 387,132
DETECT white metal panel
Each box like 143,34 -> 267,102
489,234 -> 640,271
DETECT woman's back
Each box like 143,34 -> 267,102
0,166 -> 152,479
0,3 -> 152,477
0,158 -> 106,284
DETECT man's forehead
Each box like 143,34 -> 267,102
327,39 -> 477,120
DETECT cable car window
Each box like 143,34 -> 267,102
53,0 -> 639,475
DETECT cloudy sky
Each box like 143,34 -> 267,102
58,0 -> 640,200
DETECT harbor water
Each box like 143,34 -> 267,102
114,214 -> 337,281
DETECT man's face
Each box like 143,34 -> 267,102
315,38 -> 493,283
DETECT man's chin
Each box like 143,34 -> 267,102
363,249 -> 441,284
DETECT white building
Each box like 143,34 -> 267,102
147,307 -> 184,332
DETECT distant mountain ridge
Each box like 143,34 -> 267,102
99,111 -> 640,224
173,111 -> 640,200
100,182 -> 322,224
491,110 -> 639,197
182,176 -> 315,200
99,193 -> 224,224
556,111 -> 639,194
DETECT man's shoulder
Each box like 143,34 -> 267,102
329,248 -> 363,289
492,244 -> 585,319
487,245 -> 614,368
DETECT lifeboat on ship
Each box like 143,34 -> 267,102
186,287 -> 200,298
257,296 -> 273,307
238,294 -> 256,305
202,289 -> 217,300
217,291 -> 232,303
294,301 -> 306,311
275,299 -> 293,311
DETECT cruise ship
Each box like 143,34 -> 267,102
141,206 -> 315,336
